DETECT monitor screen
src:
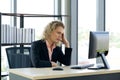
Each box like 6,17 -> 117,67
88,31 -> 110,69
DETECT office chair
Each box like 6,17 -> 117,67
6,47 -> 33,68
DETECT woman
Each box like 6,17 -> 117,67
30,20 -> 72,68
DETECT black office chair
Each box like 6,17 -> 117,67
6,47 -> 33,68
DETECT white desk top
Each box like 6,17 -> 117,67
9,66 -> 120,80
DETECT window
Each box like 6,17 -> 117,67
78,0 -> 96,63
17,0 -> 54,40
106,0 -> 120,65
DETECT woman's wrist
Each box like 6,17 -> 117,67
51,61 -> 57,67
64,42 -> 70,48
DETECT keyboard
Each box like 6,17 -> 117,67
70,64 -> 94,69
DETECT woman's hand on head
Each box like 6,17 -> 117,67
61,34 -> 70,48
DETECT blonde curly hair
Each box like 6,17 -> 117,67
41,20 -> 65,46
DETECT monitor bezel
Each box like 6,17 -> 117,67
88,31 -> 109,59
88,31 -> 110,69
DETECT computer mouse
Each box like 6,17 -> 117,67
52,67 -> 63,71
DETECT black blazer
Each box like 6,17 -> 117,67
30,40 -> 72,68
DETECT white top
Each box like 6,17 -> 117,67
9,66 -> 120,80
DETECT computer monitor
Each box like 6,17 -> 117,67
88,31 -> 110,69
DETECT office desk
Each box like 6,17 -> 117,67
9,66 -> 120,80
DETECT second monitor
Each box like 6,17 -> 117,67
88,31 -> 110,69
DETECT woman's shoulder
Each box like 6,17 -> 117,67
32,39 -> 45,44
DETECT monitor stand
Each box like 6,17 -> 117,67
88,53 -> 110,70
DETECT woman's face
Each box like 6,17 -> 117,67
50,26 -> 64,43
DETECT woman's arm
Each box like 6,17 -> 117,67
55,47 -> 72,66
57,33 -> 72,65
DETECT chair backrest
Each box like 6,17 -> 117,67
6,47 -> 33,68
